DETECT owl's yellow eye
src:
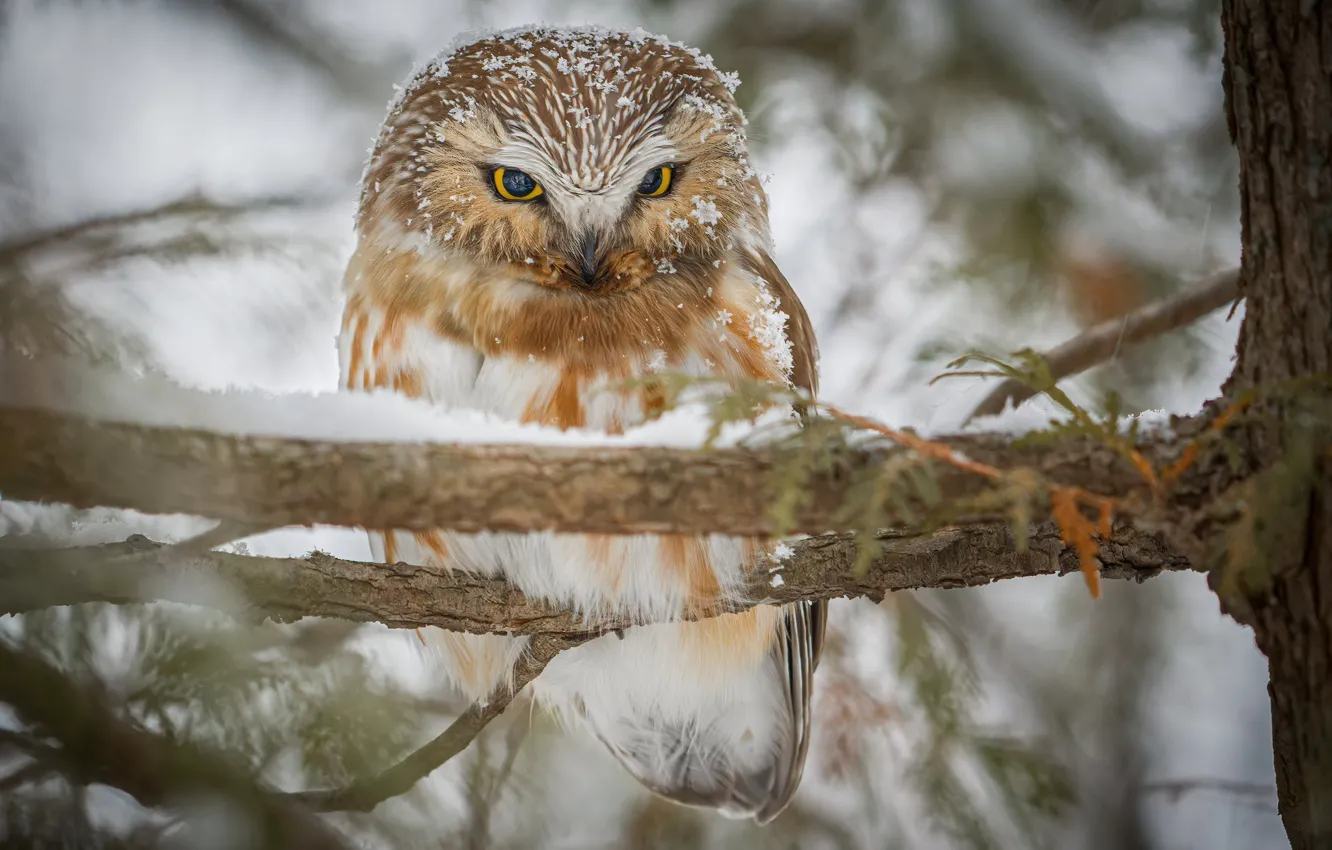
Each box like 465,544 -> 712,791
637,165 -> 673,197
493,167 -> 544,201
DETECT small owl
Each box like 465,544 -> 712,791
339,26 -> 824,823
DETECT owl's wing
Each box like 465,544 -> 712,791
760,592 -> 826,823
743,247 -> 820,398
598,251 -> 826,824
745,247 -> 827,823
595,594 -> 826,824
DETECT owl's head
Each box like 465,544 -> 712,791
358,26 -> 769,294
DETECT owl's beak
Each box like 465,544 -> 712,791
575,232 -> 600,288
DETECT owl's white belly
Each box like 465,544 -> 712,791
340,311 -> 787,756
357,323 -> 763,623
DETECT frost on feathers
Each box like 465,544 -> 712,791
748,277 -> 795,381
689,196 -> 722,226
447,95 -> 478,123
689,196 -> 722,238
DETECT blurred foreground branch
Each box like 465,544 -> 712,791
966,268 -> 1241,423
0,642 -> 356,850
0,524 -> 1192,634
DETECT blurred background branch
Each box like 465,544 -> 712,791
965,266 -> 1241,422
0,640 -> 357,850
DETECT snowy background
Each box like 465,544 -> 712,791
0,0 -> 1283,848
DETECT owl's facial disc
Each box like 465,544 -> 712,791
360,28 -> 772,298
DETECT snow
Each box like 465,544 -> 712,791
0,2 -> 361,232
689,195 -> 722,227
0,356 -> 783,450
746,278 -> 795,381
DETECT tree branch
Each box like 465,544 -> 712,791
966,268 -> 1241,423
0,405 -> 1163,538
0,642 -> 355,850
0,524 -> 1194,633
290,634 -> 576,812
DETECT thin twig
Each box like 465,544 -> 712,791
0,759 -> 59,792
0,195 -> 330,265
965,267 -> 1241,423
114,520 -> 268,564
0,729 -> 52,757
290,634 -> 578,813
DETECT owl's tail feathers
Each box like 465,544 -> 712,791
593,600 -> 826,825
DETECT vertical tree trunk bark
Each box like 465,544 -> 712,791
1221,2 -> 1332,847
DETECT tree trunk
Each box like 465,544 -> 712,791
1221,2 -> 1332,847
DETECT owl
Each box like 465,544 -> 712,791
338,26 -> 824,823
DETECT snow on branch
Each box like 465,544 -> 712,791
0,400 -> 1165,538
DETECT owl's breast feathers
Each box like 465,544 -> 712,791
341,228 -> 817,611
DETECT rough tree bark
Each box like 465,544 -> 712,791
0,525 -> 1193,631
1220,2 -> 1332,847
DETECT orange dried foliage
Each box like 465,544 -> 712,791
824,405 -> 1002,480
1127,448 -> 1161,495
1051,489 -> 1103,598
1162,397 -> 1253,484
825,404 -> 1123,599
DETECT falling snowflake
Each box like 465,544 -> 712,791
447,95 -> 478,123
748,278 -> 795,380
